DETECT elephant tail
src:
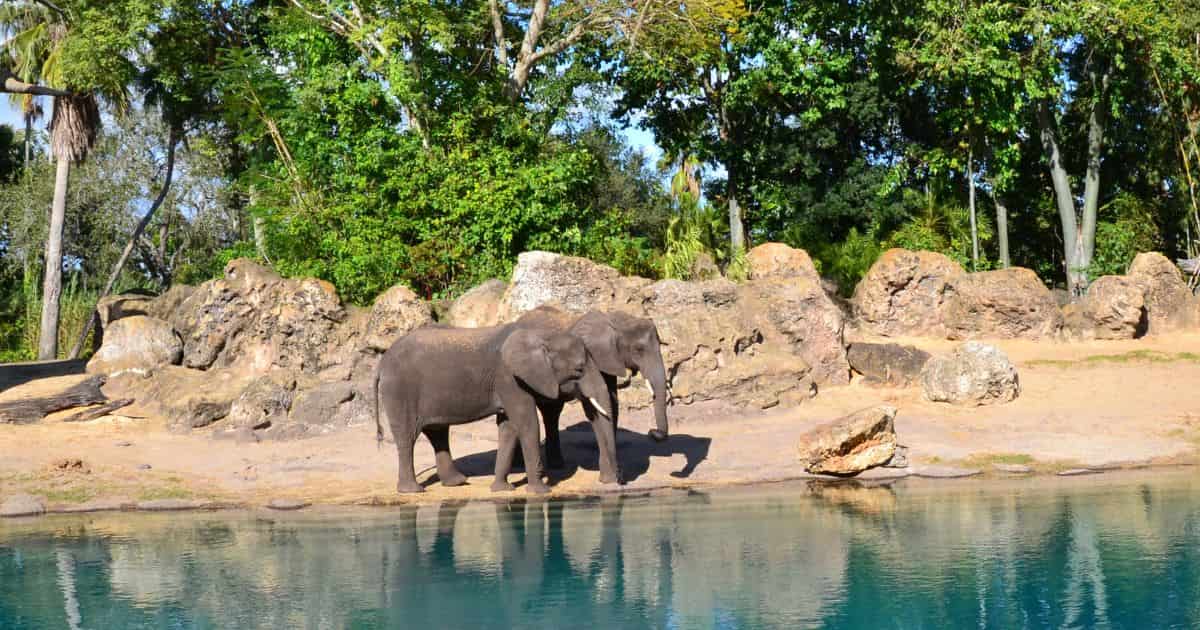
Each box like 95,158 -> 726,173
373,364 -> 383,450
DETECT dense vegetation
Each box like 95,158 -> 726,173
1,0 -> 1199,360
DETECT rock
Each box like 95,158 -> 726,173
361,284 -> 433,352
107,365 -> 255,431
852,249 -> 964,337
1062,275 -> 1147,340
499,251 -> 621,320
137,464 -> 152,471
943,268 -> 1063,339
286,380 -> 356,427
145,284 -> 196,321
885,444 -> 910,468
1127,252 -> 1193,334
170,259 -> 346,374
135,499 -> 211,511
1057,468 -> 1101,477
846,342 -> 931,387
225,373 -> 296,430
740,277 -> 850,385
911,464 -> 982,478
86,316 -> 183,376
0,494 -> 46,517
747,242 -> 818,280
266,498 -> 310,511
446,279 -> 507,327
796,405 -> 898,476
688,252 -> 721,280
95,293 -> 156,327
921,341 -> 1019,406
114,440 -> 132,447
993,463 -> 1033,474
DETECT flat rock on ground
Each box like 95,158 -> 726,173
0,493 -> 45,517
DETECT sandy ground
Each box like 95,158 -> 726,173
3,334 -> 1200,512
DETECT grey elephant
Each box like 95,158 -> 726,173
372,322 -> 615,494
509,305 -> 671,472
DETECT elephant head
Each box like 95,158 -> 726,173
571,311 -> 670,441
501,328 -> 614,420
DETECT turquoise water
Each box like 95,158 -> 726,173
3,472 -> 1200,629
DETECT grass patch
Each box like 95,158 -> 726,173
137,485 -> 194,501
1028,350 -> 1200,368
28,486 -> 98,504
965,452 -> 1035,467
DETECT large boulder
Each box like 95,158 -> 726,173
95,293 -> 155,328
360,284 -> 433,352
498,251 -> 622,320
86,316 -> 182,376
921,341 -> 1019,406
740,276 -> 849,385
747,242 -> 818,279
111,365 -> 257,431
445,279 -> 507,328
170,259 -> 348,374
852,249 -> 964,337
224,373 -> 297,430
1127,252 -> 1193,334
942,268 -> 1063,339
797,405 -> 898,476
846,342 -> 931,387
1062,275 -> 1147,340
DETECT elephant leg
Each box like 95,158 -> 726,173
423,425 -> 467,487
393,423 -> 424,493
584,402 -> 621,485
491,413 -> 518,492
541,399 -> 566,469
516,413 -> 551,495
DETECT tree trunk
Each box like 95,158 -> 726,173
1077,74 -> 1108,291
23,108 -> 33,167
968,144 -> 979,269
1037,102 -> 1083,294
67,130 -> 178,360
994,195 -> 1010,268
727,167 -> 745,252
38,156 -> 69,360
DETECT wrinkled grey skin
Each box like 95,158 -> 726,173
373,323 -> 615,494
512,305 -> 671,471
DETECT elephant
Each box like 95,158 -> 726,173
372,322 -> 616,494
509,305 -> 671,471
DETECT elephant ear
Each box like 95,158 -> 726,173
571,312 -> 625,375
501,329 -> 560,399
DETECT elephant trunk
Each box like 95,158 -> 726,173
579,357 -> 614,420
642,355 -> 670,442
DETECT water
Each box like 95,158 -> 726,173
3,472 -> 1200,629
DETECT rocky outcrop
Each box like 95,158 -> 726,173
942,268 -> 1062,340
499,251 -> 623,319
1127,253 -> 1193,334
747,242 -> 818,279
921,342 -> 1019,406
224,373 -> 297,430
797,405 -> 898,476
360,285 -> 432,352
740,276 -> 849,385
445,279 -> 507,327
86,316 -> 182,376
852,249 -> 964,337
169,259 -> 348,375
847,342 -> 931,387
1062,275 -> 1147,340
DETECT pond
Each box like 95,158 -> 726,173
3,471 -> 1200,629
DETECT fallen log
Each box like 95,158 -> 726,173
0,376 -> 108,424
62,398 -> 134,423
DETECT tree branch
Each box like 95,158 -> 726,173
0,68 -> 71,97
488,0 -> 510,69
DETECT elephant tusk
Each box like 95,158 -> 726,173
644,380 -> 655,397
587,397 -> 610,418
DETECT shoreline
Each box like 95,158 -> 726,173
3,462 -> 1198,522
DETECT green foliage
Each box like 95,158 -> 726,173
885,190 -> 995,271
801,228 -> 883,298
1088,194 -> 1164,277
661,196 -> 730,280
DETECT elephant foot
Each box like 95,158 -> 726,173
396,480 -> 425,494
648,429 -> 668,442
599,471 -> 622,485
439,471 -> 468,487
526,480 -> 551,495
490,480 -> 517,493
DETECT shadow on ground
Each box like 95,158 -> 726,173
0,359 -> 88,393
432,421 -> 712,489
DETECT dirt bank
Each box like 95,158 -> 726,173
3,334 -> 1200,513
